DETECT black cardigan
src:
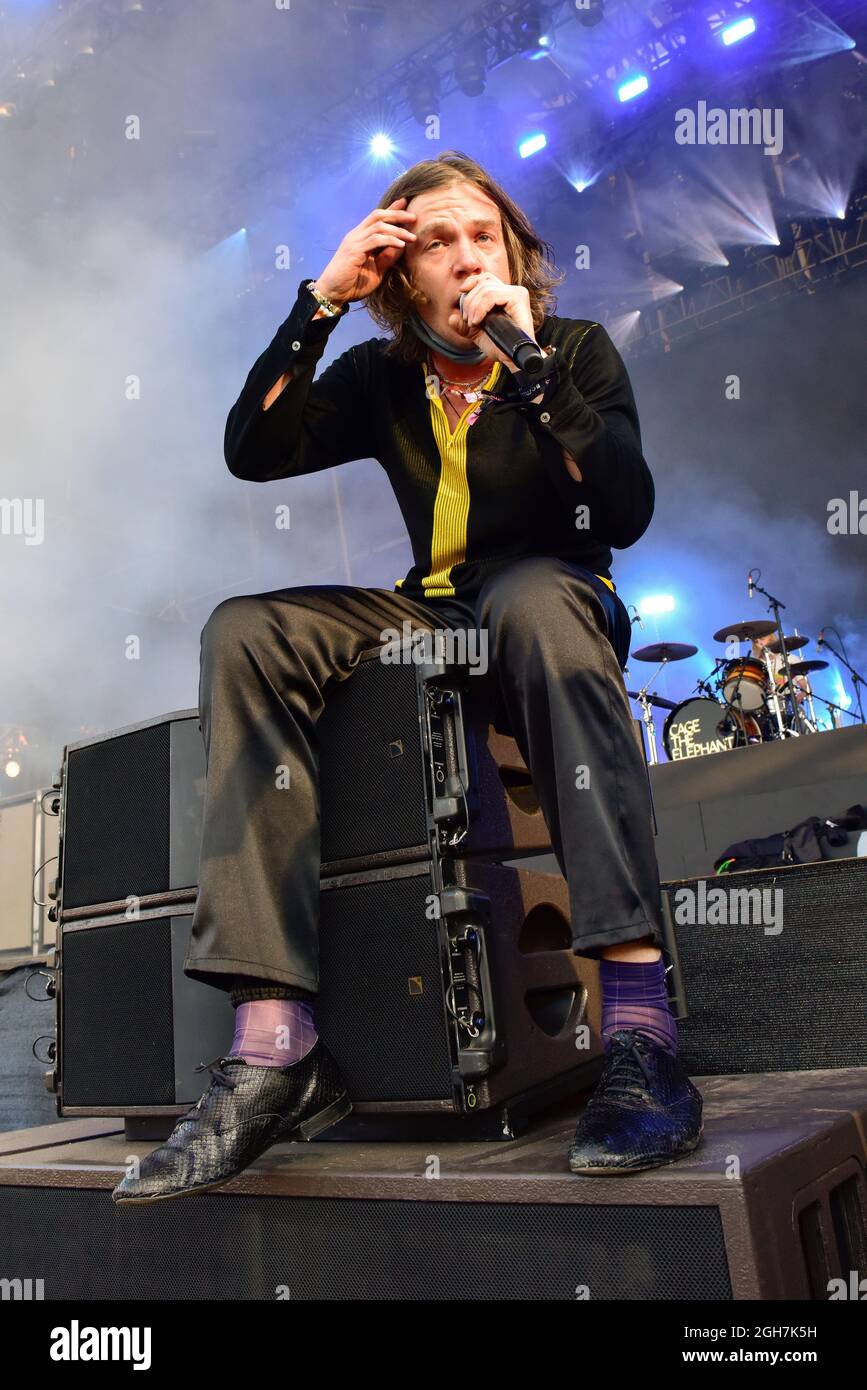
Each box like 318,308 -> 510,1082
224,278 -> 655,603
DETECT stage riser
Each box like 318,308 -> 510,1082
649,724 -> 867,880
0,1155 -> 864,1301
0,1188 -> 734,1299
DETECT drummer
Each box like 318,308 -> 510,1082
751,631 -> 808,705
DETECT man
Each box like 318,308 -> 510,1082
751,629 -> 810,732
113,150 -> 702,1206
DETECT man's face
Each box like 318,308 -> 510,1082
400,179 -> 512,348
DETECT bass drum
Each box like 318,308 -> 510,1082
663,697 -> 761,761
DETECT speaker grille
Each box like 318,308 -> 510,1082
63,723 -> 171,908
319,658 -> 428,862
61,919 -> 175,1106
0,1188 -> 732,1300
317,873 -> 452,1102
670,859 -> 867,1074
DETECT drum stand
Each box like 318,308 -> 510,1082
751,578 -> 808,736
634,658 -> 670,766
801,677 -> 819,733
762,653 -> 789,739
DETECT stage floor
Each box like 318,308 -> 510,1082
1,1066 -> 864,1201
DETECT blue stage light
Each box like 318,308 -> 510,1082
721,17 -> 756,46
519,132 -> 547,158
528,34 -> 554,60
370,133 -> 394,158
617,74 -> 648,103
638,594 -> 675,617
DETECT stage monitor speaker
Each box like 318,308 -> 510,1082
59,711 -> 205,914
663,856 -> 867,1074
316,858 -> 601,1114
317,645 -> 552,871
58,905 -> 233,1111
56,864 -> 601,1126
58,656 -> 553,919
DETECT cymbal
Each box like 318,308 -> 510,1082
787,660 -> 828,676
766,634 -> 809,655
627,690 -> 679,711
712,620 -> 776,642
632,642 -> 698,663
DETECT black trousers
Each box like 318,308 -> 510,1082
184,555 -> 665,995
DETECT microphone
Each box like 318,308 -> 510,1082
628,604 -> 645,630
817,629 -> 825,651
458,292 -> 548,375
748,572 -> 754,600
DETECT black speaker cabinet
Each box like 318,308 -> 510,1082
58,654 -> 555,922
56,863 -> 602,1126
316,858 -> 602,1114
59,710 -> 205,915
663,856 -> 867,1074
317,645 -> 552,871
58,904 -> 233,1112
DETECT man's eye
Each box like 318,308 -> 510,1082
479,232 -> 493,242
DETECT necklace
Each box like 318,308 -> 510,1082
428,357 -> 492,404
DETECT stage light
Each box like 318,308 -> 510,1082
578,0 -> 604,28
455,46 -> 486,98
408,65 -> 441,126
721,17 -> 756,46
638,594 -> 675,617
528,35 -> 555,60
370,133 -> 394,158
4,758 -> 20,779
519,132 -> 546,158
512,6 -> 543,54
617,74 -> 648,103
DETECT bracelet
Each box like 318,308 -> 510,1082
507,345 -> 559,400
307,280 -> 343,317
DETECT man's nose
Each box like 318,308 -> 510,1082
453,235 -> 484,275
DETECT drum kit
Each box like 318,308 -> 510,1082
628,620 -> 832,765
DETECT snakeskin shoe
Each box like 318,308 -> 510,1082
568,1029 -> 703,1175
112,1038 -> 351,1205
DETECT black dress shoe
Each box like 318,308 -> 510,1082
568,1029 -> 703,1175
112,1038 -> 351,1206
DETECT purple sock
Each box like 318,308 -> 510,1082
230,998 -> 318,1067
600,957 -> 678,1056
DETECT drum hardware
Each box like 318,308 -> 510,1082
742,572 -> 808,735
762,649 -> 790,740
765,634 -> 809,656
815,627 -> 866,726
776,659 -> 828,734
711,620 -> 777,643
630,643 -> 698,766
626,688 -> 678,766
803,689 -> 857,731
786,659 -> 829,678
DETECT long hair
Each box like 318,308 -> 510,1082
364,150 -> 565,367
